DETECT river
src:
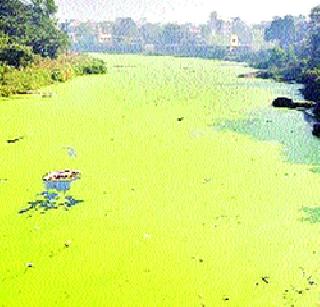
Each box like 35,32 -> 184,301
1,55 -> 320,306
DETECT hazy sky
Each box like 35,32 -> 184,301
56,0 -> 320,24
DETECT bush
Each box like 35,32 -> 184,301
0,54 -> 107,97
72,57 -> 107,75
1,66 -> 52,94
0,84 -> 13,97
82,59 -> 107,75
301,69 -> 320,102
0,44 -> 34,68
51,64 -> 74,82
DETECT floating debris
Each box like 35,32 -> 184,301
307,275 -> 317,286
177,117 -> 184,122
7,136 -> 24,144
63,146 -> 77,158
18,170 -> 82,214
41,92 -> 54,98
64,240 -> 72,248
42,169 -> 81,191
202,178 -> 212,184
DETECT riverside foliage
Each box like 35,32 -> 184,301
251,6 -> 320,102
0,0 -> 107,97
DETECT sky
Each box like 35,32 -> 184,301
56,0 -> 320,24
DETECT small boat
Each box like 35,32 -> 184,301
42,169 -> 81,192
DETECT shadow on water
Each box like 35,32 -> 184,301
19,191 -> 84,215
214,82 -> 320,173
211,79 -> 305,93
212,80 -> 320,224
300,207 -> 320,223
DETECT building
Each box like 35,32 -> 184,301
230,34 -> 240,51
97,33 -> 113,44
96,22 -> 113,45
144,43 -> 155,53
208,11 -> 218,35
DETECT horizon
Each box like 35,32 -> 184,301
56,0 -> 320,25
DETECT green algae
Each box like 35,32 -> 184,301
0,55 -> 320,306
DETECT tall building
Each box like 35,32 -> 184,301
230,34 -> 240,51
208,11 -> 218,34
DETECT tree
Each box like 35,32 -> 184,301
231,17 -> 252,46
0,32 -> 34,67
74,23 -> 98,51
0,1 -> 29,41
158,24 -> 184,46
265,16 -> 295,49
309,6 -> 320,65
141,23 -> 162,44
113,17 -> 139,40
0,0 -> 69,58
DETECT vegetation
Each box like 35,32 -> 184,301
0,55 -> 107,97
1,54 -> 320,306
0,0 -> 69,58
251,6 -> 320,102
0,0 -> 107,98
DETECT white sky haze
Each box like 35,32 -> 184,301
56,0 -> 320,24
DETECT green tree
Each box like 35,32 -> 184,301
265,16 -> 295,49
0,0 -> 69,58
113,17 -> 139,39
0,32 -> 34,67
74,23 -> 98,51
309,6 -> 320,65
158,24 -> 184,45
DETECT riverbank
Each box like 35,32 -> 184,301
0,54 -> 107,97
1,55 -> 320,306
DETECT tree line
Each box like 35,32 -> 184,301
0,0 -> 107,97
0,0 -> 69,66
252,6 -> 320,102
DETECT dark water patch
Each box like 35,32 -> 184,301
215,107 -> 320,171
300,207 -> 320,223
19,191 -> 83,215
211,81 -> 303,96
212,78 -> 320,176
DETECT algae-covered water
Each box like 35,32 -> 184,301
1,55 -> 320,306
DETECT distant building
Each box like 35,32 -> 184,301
96,22 -> 113,45
230,34 -> 240,51
59,19 -> 83,44
208,11 -> 218,35
97,33 -> 113,44
144,43 -> 155,53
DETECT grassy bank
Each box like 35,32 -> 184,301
0,54 -> 107,97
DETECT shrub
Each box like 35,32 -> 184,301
51,64 -> 74,82
0,54 -> 107,97
1,67 -> 52,94
302,69 -> 320,102
72,57 -> 107,75
0,44 -> 34,68
0,85 -> 13,97
82,59 -> 107,75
